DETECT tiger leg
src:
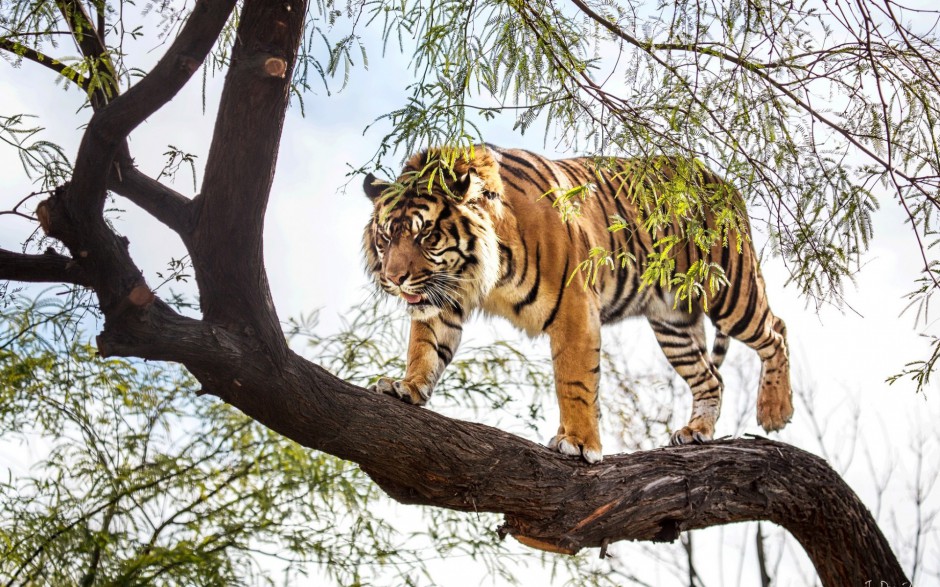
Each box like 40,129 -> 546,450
651,313 -> 724,445
371,311 -> 463,405
711,279 -> 793,432
546,298 -> 603,464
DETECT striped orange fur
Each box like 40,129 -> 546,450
362,145 -> 793,463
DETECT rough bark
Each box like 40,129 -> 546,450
0,1 -> 910,585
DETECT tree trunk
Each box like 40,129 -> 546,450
0,0 -> 911,584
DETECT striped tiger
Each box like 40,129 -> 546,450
362,145 -> 792,463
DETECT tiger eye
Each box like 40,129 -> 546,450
421,228 -> 442,248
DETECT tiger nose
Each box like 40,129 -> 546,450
387,270 -> 409,285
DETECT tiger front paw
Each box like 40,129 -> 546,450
669,425 -> 713,446
370,377 -> 430,406
548,432 -> 603,464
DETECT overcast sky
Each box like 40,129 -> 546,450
1,5 -> 939,584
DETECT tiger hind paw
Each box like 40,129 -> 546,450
757,394 -> 793,432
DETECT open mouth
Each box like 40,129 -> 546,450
400,292 -> 424,305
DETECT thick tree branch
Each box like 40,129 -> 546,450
107,165 -> 193,234
2,10 -> 194,258
19,3 -> 193,235
4,0 -> 183,221
0,39 -> 89,90
69,0 -> 236,216
92,3 -> 235,154
187,0 -> 306,366
91,304 -> 908,587
0,247 -> 90,286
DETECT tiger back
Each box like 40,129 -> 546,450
362,145 -> 793,463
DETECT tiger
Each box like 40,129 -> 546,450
362,145 -> 793,463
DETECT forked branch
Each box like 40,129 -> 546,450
35,0 -> 237,315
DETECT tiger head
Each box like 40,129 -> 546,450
362,147 -> 505,320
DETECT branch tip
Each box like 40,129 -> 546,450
95,334 -> 110,358
599,537 -> 610,559
496,524 -> 509,541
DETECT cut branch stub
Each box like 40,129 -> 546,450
127,284 -> 155,307
176,54 -> 201,76
244,53 -> 289,78
264,57 -> 287,78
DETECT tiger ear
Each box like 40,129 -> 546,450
451,168 -> 478,202
363,173 -> 387,201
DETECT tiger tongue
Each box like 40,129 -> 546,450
401,292 -> 423,304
